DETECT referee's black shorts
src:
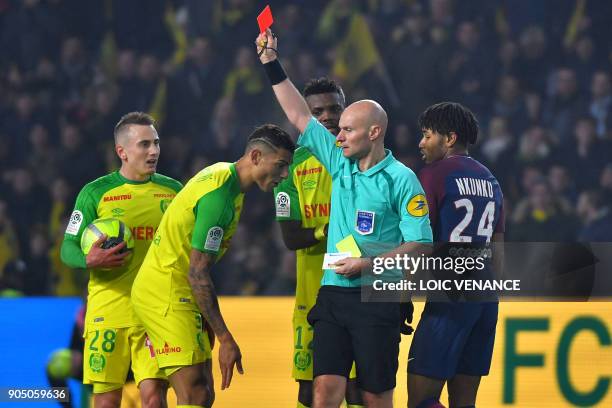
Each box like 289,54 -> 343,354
307,285 -> 401,394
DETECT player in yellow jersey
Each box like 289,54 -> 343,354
274,78 -> 363,408
132,124 -> 295,407
61,112 -> 183,407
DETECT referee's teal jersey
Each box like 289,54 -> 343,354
298,117 -> 433,287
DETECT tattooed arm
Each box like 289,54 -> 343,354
188,249 -> 244,389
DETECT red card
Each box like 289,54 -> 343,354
257,5 -> 274,33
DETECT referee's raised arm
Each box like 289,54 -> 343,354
256,29 -> 311,135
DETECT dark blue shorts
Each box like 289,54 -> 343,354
408,302 -> 498,380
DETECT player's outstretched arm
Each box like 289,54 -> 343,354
256,29 -> 311,135
188,249 -> 244,390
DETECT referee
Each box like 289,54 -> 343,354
256,30 -> 432,408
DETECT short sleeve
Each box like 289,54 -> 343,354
191,186 -> 234,255
397,171 -> 433,243
297,117 -> 343,174
274,171 -> 301,222
63,185 -> 99,242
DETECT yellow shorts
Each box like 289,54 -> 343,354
292,312 -> 356,381
133,305 -> 212,377
83,325 -> 165,393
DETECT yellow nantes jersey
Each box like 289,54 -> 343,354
274,147 -> 331,313
63,171 -> 182,329
133,162 -> 244,315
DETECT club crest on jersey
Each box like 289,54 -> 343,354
407,194 -> 428,217
355,210 -> 375,235
294,350 -> 312,371
65,210 -> 83,235
204,226 -> 224,251
159,199 -> 171,213
276,192 -> 290,217
89,353 -> 106,373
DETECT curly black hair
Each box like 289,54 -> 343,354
418,102 -> 479,145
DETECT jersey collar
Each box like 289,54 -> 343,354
351,149 -> 394,176
115,171 -> 152,185
229,162 -> 242,195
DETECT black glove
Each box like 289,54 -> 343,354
399,301 -> 414,335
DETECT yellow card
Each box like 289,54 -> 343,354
335,234 -> 362,257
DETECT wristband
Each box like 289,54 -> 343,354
314,224 -> 327,241
263,59 -> 287,85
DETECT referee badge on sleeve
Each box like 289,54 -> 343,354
355,210 -> 375,235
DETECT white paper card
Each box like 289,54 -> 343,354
322,252 -> 352,269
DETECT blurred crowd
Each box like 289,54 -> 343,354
1,0 -> 611,297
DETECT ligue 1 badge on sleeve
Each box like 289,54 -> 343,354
204,226 -> 224,252
65,210 -> 83,235
276,192 -> 290,217
355,210 -> 375,235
